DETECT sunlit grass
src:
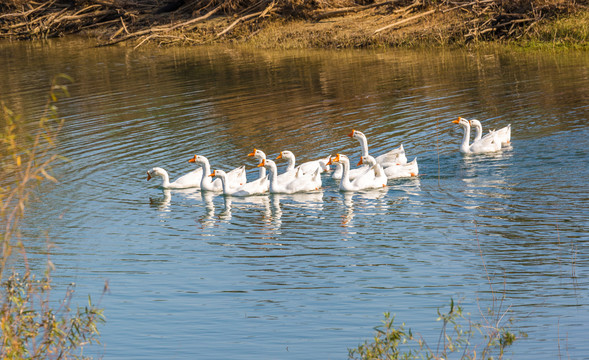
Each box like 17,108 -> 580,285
519,10 -> 589,49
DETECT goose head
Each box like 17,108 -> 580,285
358,155 -> 376,166
348,129 -> 366,140
327,154 -> 348,165
146,167 -> 166,181
248,148 -> 266,160
210,169 -> 226,178
276,150 -> 294,161
452,117 -> 470,129
469,119 -> 482,128
258,158 -> 278,169
188,154 -> 208,164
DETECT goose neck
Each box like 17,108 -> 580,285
339,159 -> 351,187
460,123 -> 471,153
286,156 -> 295,172
258,164 -> 266,179
217,174 -> 229,195
357,135 -> 369,157
160,170 -> 171,188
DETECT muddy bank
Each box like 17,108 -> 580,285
0,0 -> 587,48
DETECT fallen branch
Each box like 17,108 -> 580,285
216,1 -> 275,37
314,0 -> 399,21
102,5 -> 221,46
167,4 -> 221,31
374,8 -> 435,33
53,9 -> 114,25
0,0 -> 55,19
444,0 -> 496,13
216,11 -> 261,37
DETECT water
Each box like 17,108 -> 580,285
1,39 -> 588,359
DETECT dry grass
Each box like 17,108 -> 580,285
0,0 -> 587,48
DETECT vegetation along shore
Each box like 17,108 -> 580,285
0,0 -> 587,49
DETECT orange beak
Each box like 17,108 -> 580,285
188,155 -> 197,163
146,171 -> 152,181
257,159 -> 266,167
209,172 -> 215,177
452,118 -> 461,124
247,148 -> 257,157
276,153 -> 283,160
348,129 -> 355,138
327,154 -> 339,165
357,158 -> 363,166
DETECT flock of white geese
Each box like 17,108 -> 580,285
146,118 -> 511,197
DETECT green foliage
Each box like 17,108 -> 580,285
1,75 -> 106,359
349,312 -> 416,360
0,272 -> 105,359
518,10 -> 589,49
349,298 -> 526,360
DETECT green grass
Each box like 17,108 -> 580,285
516,10 -> 589,50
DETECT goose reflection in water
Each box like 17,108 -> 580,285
149,189 -> 172,212
267,191 -> 324,228
149,188 -> 202,213
197,191 -> 216,228
458,150 -> 515,213
339,188 -> 389,227
217,194 -> 272,223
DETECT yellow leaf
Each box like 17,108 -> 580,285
16,155 -> 21,167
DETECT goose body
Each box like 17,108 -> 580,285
146,167 -> 202,189
328,154 -> 387,191
188,155 -> 246,192
452,117 -> 501,154
211,169 -> 268,197
276,150 -> 331,174
360,155 -> 419,179
259,159 -> 321,194
349,129 -> 408,166
469,119 -> 511,146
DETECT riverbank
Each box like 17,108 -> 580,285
1,0 -> 587,49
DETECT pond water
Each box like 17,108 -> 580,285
1,39 -> 588,359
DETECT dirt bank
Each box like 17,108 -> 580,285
0,0 -> 587,49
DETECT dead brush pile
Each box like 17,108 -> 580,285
0,0 -> 586,46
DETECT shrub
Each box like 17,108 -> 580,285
349,298 -> 525,360
1,75 -> 105,359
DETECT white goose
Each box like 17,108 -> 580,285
210,169 -> 268,197
468,118 -> 511,146
188,155 -> 246,192
276,150 -> 331,175
349,129 -> 407,166
359,155 -> 418,179
259,158 -> 321,194
248,148 -> 296,182
327,154 -> 387,191
452,117 -> 501,154
146,166 -> 202,189
245,149 -> 270,193
247,148 -> 267,180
